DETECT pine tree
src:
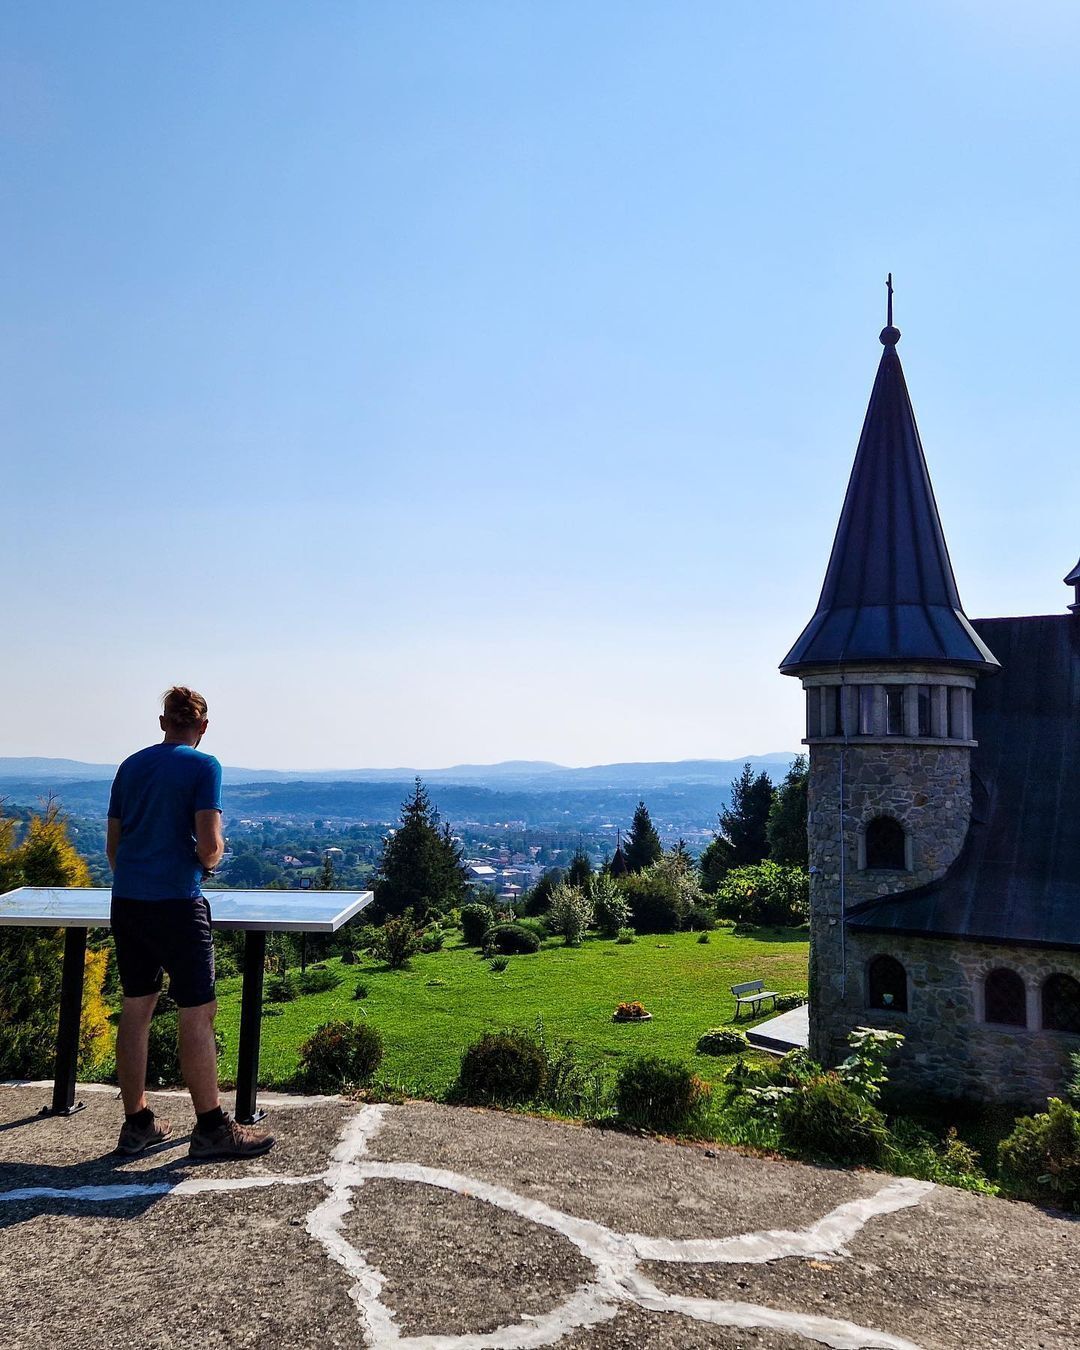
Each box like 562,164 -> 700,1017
624,800 -> 663,873
566,848 -> 593,892
719,763 -> 775,866
699,834 -> 735,894
767,756 -> 809,866
373,779 -> 468,921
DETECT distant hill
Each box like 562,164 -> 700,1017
0,753 -> 799,792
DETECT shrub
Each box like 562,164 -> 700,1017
341,949 -> 357,965
1066,1051 -> 1080,1108
778,1073 -> 889,1165
455,1031 -> 549,1105
697,1028 -> 750,1056
420,927 -> 445,953
592,874 -> 631,938
999,1098 -> 1080,1210
620,869 -> 688,934
774,990 -> 808,1012
146,1012 -> 224,1087
483,922 -> 540,956
460,902 -> 494,947
266,972 -> 297,1003
685,903 -> 716,932
548,882 -> 593,946
697,932 -> 710,944
836,1027 -> 904,1100
616,927 -> 636,944
296,965 -> 342,995
514,916 -> 547,939
888,1119 -> 993,1194
371,916 -> 424,969
615,1056 -> 710,1132
299,1019 -> 384,1091
352,981 -> 369,1000
714,861 -> 809,927
489,955 -> 510,973
523,869 -> 563,916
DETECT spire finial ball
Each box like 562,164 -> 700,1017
880,325 -> 901,346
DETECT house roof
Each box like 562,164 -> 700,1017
848,614 -> 1080,950
781,325 -> 998,674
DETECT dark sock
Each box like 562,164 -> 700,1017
125,1106 -> 154,1129
196,1105 -> 226,1132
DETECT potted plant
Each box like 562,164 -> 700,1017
613,1001 -> 652,1022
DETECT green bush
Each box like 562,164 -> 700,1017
548,882 -> 593,946
714,861 -> 809,927
888,1119 -> 993,1194
266,972 -> 297,1003
483,922 -> 540,956
615,1055 -> 710,1132
1066,1051 -> 1080,1108
616,927 -> 636,944
592,874 -> 631,937
460,902 -> 494,947
999,1098 -> 1080,1210
299,1019 -> 384,1091
371,916 -> 424,969
146,1012 -> 224,1087
420,927 -> 445,953
352,981 -> 369,1000
620,870 -> 687,934
489,955 -> 510,973
774,990 -> 808,1012
340,948 -> 358,965
777,1073 -> 889,1165
455,1031 -> 549,1105
697,932 -> 710,944
685,903 -> 716,932
296,965 -> 342,995
696,1027 -> 750,1056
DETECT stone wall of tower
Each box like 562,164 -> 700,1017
807,742 -> 972,1064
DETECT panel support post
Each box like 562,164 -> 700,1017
46,926 -> 88,1117
235,929 -> 267,1124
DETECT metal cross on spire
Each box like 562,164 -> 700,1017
886,272 -> 894,327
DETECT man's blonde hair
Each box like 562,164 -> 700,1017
162,686 -> 208,728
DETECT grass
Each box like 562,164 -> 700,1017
213,926 -> 809,1096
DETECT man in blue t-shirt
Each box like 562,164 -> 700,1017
107,686 -> 274,1159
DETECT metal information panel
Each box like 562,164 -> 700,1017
0,886 -> 373,933
0,885 -> 373,1123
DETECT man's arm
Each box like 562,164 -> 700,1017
106,817 -> 121,871
195,809 -> 225,872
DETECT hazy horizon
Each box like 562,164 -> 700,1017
5,4 -> 1078,768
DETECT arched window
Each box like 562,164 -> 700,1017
1042,974 -> 1080,1034
865,816 -> 906,870
868,955 -> 908,1012
984,969 -> 1027,1027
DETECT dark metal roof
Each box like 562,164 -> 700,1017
781,328 -> 998,673
1065,557 -> 1080,586
848,615 -> 1080,950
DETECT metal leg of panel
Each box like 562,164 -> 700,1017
234,930 -> 267,1124
43,927 -> 88,1117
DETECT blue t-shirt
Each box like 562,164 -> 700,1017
109,743 -> 223,901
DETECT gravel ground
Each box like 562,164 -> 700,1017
0,1086 -> 1076,1350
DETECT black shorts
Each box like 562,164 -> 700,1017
111,896 -> 216,1008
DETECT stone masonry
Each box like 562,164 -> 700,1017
807,741 -> 972,1067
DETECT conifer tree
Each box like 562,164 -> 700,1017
719,763 -> 775,866
566,847 -> 593,892
373,779 -> 467,921
624,800 -> 663,873
699,833 -> 735,894
767,756 -> 809,866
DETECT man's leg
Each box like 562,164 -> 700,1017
178,1000 -> 220,1115
116,992 -> 159,1116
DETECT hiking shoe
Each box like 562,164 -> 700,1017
188,1113 -> 276,1160
116,1114 -> 173,1155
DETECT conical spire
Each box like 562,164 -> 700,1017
781,289 -> 998,673
1064,557 -> 1080,612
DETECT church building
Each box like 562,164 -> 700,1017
780,298 -> 1080,1106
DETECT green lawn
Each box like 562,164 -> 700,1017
213,927 -> 808,1096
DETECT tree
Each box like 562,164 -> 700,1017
547,883 -> 593,946
318,854 -> 335,890
624,801 -> 663,873
719,763 -> 775,866
714,861 -> 809,927
699,835 -> 735,895
523,868 -> 563,916
767,756 -> 809,866
0,801 -> 110,1079
372,779 -> 468,921
566,848 -> 593,893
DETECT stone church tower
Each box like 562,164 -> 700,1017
780,304 -> 999,1066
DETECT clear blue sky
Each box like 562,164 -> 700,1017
3,2 -> 1078,769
